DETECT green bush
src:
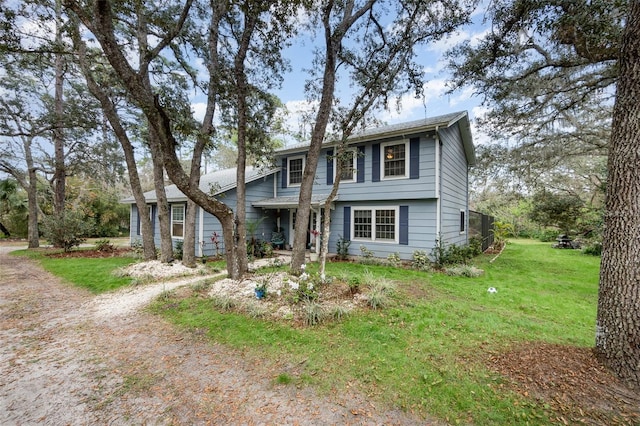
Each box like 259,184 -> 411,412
536,229 -> 560,242
411,250 -> 430,270
582,241 -> 602,256
94,239 -> 114,252
174,240 -> 184,260
336,235 -> 351,260
430,238 -> 479,268
41,211 -> 93,252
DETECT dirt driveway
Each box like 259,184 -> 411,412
0,245 -> 428,425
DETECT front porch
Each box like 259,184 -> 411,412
252,194 -> 338,254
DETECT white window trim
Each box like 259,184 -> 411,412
287,155 -> 305,187
380,140 -> 409,180
171,204 -> 185,239
333,148 -> 357,183
351,206 -> 399,244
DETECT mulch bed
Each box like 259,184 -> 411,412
46,248 -> 133,259
487,342 -> 640,425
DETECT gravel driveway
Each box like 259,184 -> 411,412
0,244 -> 429,425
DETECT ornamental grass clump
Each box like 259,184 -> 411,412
444,265 -> 484,278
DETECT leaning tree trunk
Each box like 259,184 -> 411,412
595,0 -> 640,391
71,28 -> 157,260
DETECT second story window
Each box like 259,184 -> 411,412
335,149 -> 356,182
288,155 -> 305,186
382,141 -> 407,179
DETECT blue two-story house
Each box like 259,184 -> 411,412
127,111 -> 475,260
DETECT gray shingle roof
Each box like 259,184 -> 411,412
122,166 -> 278,204
277,111 -> 471,155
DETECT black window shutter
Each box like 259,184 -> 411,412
344,206 -> 351,241
357,145 -> 365,183
399,206 -> 409,245
326,150 -> 334,185
151,205 -> 156,232
281,158 -> 287,188
372,143 -> 380,182
136,206 -> 141,235
410,138 -> 420,179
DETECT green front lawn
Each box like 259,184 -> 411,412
13,248 -> 138,294
150,240 -> 601,424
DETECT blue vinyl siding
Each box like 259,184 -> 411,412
330,200 -> 437,260
275,138 -> 436,203
439,125 -> 469,246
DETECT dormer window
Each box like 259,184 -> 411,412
381,141 -> 408,179
288,155 -> 305,186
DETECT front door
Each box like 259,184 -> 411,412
289,209 -> 320,248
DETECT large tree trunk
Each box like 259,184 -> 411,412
72,30 -> 156,260
26,164 -> 39,249
290,12 -> 339,272
595,1 -> 640,390
183,199 -> 197,267
72,0 -> 240,278
149,128 -> 174,263
23,136 -> 40,249
52,0 -> 66,215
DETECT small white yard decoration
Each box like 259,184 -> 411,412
487,287 -> 498,294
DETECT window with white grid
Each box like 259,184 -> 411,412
352,207 -> 398,243
335,149 -> 356,182
353,209 -> 372,239
171,204 -> 185,238
381,141 -> 407,179
375,209 -> 396,240
288,156 -> 304,186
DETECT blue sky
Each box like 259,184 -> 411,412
269,2 -> 491,146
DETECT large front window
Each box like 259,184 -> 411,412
352,207 -> 398,242
171,204 -> 185,238
288,156 -> 305,186
382,142 -> 407,179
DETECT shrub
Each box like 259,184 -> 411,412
303,301 -> 326,326
94,239 -> 114,252
347,275 -> 361,294
536,229 -> 559,242
387,252 -> 402,267
411,250 -> 430,271
444,265 -> 484,277
336,235 -> 351,260
430,237 -> 479,268
367,289 -> 389,309
582,241 -> 602,256
41,211 -> 93,252
174,240 -> 184,260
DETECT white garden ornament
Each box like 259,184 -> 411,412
487,287 -> 498,294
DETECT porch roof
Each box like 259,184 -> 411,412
253,194 -> 338,209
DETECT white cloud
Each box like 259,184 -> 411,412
378,79 -> 449,123
191,102 -> 207,122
